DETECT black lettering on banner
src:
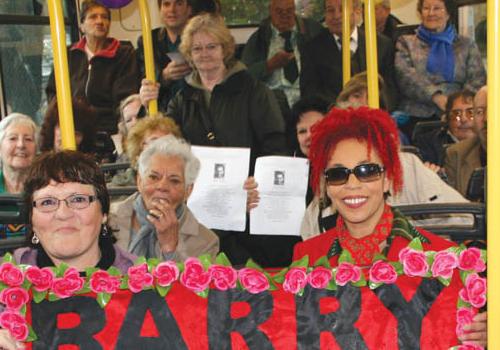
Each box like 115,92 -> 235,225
116,290 -> 188,349
207,289 -> 274,350
296,285 -> 368,350
373,279 -> 444,350
31,296 -> 105,350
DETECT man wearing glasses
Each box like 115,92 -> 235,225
444,86 -> 487,196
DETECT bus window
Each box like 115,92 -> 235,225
458,2 -> 487,64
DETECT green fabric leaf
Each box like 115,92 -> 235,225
32,290 -> 47,304
437,276 -> 452,287
352,279 -> 367,287
313,256 -> 332,268
147,258 -> 160,268
290,255 -> 309,268
57,263 -> 69,276
245,259 -> 263,270
326,279 -> 337,291
20,304 -> 26,316
199,254 -> 212,270
156,284 -> 172,298
21,279 -> 31,290
460,270 -> 469,284
134,256 -> 147,265
48,292 -> 59,302
457,298 -> 470,309
107,266 -> 121,276
272,268 -> 288,284
369,281 -> 382,290
2,253 -> 13,263
85,267 -> 99,277
372,254 -> 387,263
338,249 -> 354,264
196,288 -> 209,298
26,324 -> 38,342
408,238 -> 424,251
392,262 -> 403,274
215,253 -> 232,266
96,292 -> 111,308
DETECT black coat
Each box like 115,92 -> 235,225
414,128 -> 456,166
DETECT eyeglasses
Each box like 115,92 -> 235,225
33,194 -> 96,213
324,163 -> 385,186
421,5 -> 446,13
474,107 -> 487,118
191,43 -> 221,55
450,108 -> 475,122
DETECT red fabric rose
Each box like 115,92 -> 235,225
459,273 -> 487,308
25,266 -> 54,292
0,310 -> 29,341
180,258 -> 210,293
308,267 -> 333,289
369,260 -> 398,284
153,261 -> 179,287
0,263 -> 24,287
399,247 -> 429,277
431,251 -> 459,279
283,267 -> 308,294
335,262 -> 361,286
208,265 -> 237,291
127,263 -> 154,293
456,307 -> 477,337
458,248 -> 486,272
0,287 -> 30,310
89,270 -> 121,294
238,268 -> 270,294
51,268 -> 85,299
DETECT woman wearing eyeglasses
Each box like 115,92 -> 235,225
293,107 -> 486,347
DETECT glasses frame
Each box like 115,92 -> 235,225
33,194 -> 97,213
450,108 -> 475,122
324,163 -> 385,186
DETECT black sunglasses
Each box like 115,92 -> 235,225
324,163 -> 385,186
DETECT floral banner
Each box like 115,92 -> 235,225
0,239 -> 486,349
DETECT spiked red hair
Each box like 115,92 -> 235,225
309,107 -> 403,195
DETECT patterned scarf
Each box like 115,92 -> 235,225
417,24 -> 456,82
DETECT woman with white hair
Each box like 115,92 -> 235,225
109,135 -> 219,261
0,113 -> 37,194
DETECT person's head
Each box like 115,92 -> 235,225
473,86 -> 487,148
119,94 -> 143,134
180,13 -> 236,72
40,97 -> 97,154
325,0 -> 362,36
23,151 -> 112,267
444,90 -> 475,141
137,135 -> 200,211
126,115 -> 182,168
79,0 -> 111,41
309,107 -> 402,235
417,0 -> 455,32
375,0 -> 391,32
157,0 -> 192,32
291,96 -> 330,157
191,0 -> 221,16
0,113 -> 37,173
336,71 -> 389,110
214,163 -> 225,177
270,0 -> 296,33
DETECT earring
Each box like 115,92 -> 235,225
31,233 -> 40,245
101,224 -> 110,237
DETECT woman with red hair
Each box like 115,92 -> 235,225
293,107 -> 486,347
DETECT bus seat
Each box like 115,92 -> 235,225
466,167 -> 485,202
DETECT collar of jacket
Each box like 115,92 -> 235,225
71,37 -> 120,59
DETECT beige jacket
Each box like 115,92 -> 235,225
109,193 -> 219,262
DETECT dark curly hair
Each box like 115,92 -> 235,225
40,97 -> 97,154
309,107 -> 403,196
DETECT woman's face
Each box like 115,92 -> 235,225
54,125 -> 83,152
296,111 -> 324,156
123,99 -> 142,132
347,89 -> 368,107
137,153 -> 190,211
190,31 -> 225,74
420,0 -> 449,32
80,5 -> 110,41
1,122 -> 36,171
325,139 -> 389,237
32,181 -> 104,267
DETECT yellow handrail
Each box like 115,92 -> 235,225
341,0 -> 351,86
364,0 -> 379,108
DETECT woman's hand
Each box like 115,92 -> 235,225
147,198 -> 179,254
244,177 -> 260,212
161,61 -> 192,82
0,329 -> 24,350
139,79 -> 160,107
423,161 -> 441,173
458,311 -> 487,347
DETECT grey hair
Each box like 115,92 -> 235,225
377,0 -> 391,9
137,134 -> 200,187
0,113 -> 39,150
119,94 -> 141,118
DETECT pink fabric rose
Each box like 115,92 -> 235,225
283,267 -> 308,294
25,266 -> 54,292
0,263 -> 24,287
458,248 -> 486,272
208,265 -> 237,291
369,260 -> 398,284
459,273 -> 487,308
238,268 -> 270,294
128,263 -> 154,293
399,247 -> 429,277
180,258 -> 211,293
0,310 -> 29,341
308,267 -> 333,289
456,344 -> 484,350
51,268 -> 85,299
456,307 -> 477,337
335,262 -> 361,286
0,287 -> 30,310
153,261 -> 180,287
89,270 -> 121,294
431,251 -> 459,279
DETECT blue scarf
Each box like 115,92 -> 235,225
416,24 -> 456,82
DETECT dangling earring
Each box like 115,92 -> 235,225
31,233 -> 40,245
101,224 -> 110,237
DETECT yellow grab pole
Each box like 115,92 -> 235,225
364,0 -> 379,108
341,0 -> 351,86
487,0 -> 500,348
47,0 -> 76,150
138,0 -> 158,115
